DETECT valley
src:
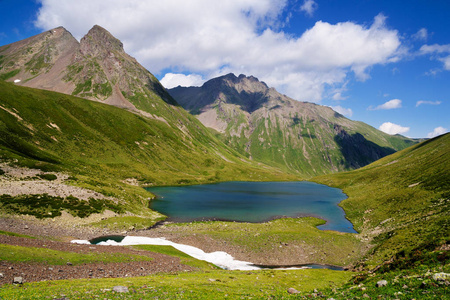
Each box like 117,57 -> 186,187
0,25 -> 448,299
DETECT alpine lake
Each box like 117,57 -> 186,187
147,181 -> 356,233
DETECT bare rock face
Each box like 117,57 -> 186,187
80,25 -> 125,56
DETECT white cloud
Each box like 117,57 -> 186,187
34,1 -> 402,102
368,99 -> 402,110
416,100 -> 442,107
160,73 -> 205,89
420,44 -> 450,54
300,0 -> 318,17
379,122 -> 410,135
413,28 -> 428,41
439,55 -> 450,70
330,105 -> 353,117
427,127 -> 448,138
420,43 -> 450,71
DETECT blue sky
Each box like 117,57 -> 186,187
1,0 -> 449,138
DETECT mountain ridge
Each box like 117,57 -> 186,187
169,73 -> 416,176
0,25 -> 177,113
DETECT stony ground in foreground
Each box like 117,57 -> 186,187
0,233 -> 195,286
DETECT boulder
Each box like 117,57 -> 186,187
433,273 -> 450,281
287,287 -> 300,294
13,277 -> 23,284
112,286 -> 129,293
376,280 -> 388,287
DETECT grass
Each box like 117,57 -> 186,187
159,217 -> 365,267
314,133 -> 450,268
0,69 -> 20,80
0,80 -> 297,224
0,243 -> 152,265
0,268 -> 353,299
0,230 -> 36,239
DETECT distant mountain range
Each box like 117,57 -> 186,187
169,74 -> 416,176
1,26 -> 416,178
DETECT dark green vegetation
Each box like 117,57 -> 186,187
0,194 -> 123,219
169,74 -> 416,177
0,69 -> 20,80
0,80 -> 294,225
314,133 -> 449,269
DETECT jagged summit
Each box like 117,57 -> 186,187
0,25 -> 177,111
80,25 -> 124,55
204,73 -> 269,93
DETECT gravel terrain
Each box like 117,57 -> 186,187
0,232 -> 194,286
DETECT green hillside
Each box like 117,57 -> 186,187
0,81 -> 294,223
314,133 -> 449,268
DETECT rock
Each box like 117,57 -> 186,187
66,262 -> 73,266
363,294 -> 370,298
376,280 -> 388,287
112,286 -> 129,293
433,272 -> 450,281
0,273 -> 3,278
287,288 -> 300,294
13,277 -> 23,284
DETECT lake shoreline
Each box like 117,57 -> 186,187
148,181 -> 357,233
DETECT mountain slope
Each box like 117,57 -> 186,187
314,133 -> 449,268
0,81 -> 294,223
169,73 -> 416,176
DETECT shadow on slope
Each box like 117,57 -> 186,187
334,130 -> 396,169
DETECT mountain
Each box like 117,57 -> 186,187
314,133 -> 449,268
0,25 -> 176,112
169,74 -> 417,176
0,27 -> 296,225
0,81 -> 294,223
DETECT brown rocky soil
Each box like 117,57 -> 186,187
0,227 -> 195,286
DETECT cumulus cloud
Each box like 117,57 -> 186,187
416,100 -> 442,107
300,0 -> 318,17
330,105 -> 353,117
427,127 -> 448,138
34,1 -> 402,102
379,122 -> 410,135
160,73 -> 205,88
368,99 -> 402,110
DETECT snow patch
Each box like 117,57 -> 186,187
14,79 -> 21,83
72,236 -> 260,270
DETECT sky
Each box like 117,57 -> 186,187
0,0 -> 449,139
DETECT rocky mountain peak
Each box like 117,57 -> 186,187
80,25 -> 124,56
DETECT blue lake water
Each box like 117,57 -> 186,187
147,181 -> 356,233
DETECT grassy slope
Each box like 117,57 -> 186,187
314,133 -> 449,268
160,218 -> 365,267
0,81 -> 296,223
